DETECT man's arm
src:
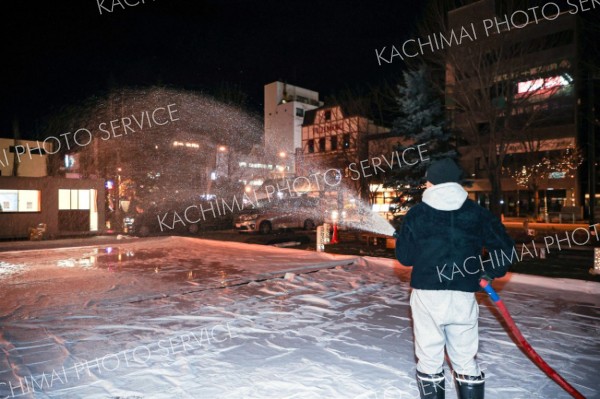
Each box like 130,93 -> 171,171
481,209 -> 515,279
395,214 -> 415,267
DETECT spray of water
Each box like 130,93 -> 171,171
47,86 -> 398,237
343,201 -> 397,237
46,86 -> 263,205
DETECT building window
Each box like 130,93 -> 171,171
477,123 -> 490,135
296,108 -> 305,117
343,134 -> 351,149
330,136 -> 338,151
0,190 -> 41,212
324,110 -> 332,121
59,189 -> 94,210
319,138 -> 326,152
516,75 -> 572,100
307,140 -> 315,153
65,155 -> 75,169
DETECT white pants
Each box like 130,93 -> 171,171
410,289 -> 481,376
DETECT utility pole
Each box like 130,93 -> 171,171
589,71 -> 597,228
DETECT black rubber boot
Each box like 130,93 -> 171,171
417,370 -> 445,399
454,372 -> 484,399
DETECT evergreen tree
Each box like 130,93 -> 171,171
387,67 -> 457,217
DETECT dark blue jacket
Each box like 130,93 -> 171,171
395,199 -> 515,292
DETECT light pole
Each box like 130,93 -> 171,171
217,145 -> 229,178
278,151 -> 288,179
279,150 -> 298,177
116,167 -> 122,232
587,71 -> 597,227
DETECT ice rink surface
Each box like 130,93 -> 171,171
0,237 -> 598,399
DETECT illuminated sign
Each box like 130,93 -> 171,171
172,141 -> 200,149
313,123 -> 344,134
517,75 -> 571,95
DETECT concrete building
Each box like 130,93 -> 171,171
264,82 -> 322,173
0,138 -> 53,177
445,0 -> 591,219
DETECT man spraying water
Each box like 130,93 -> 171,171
394,158 -> 515,399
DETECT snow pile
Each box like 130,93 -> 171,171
0,261 -> 25,279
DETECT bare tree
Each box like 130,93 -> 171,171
416,0 -> 579,216
503,146 -> 583,218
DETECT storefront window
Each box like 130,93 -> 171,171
59,189 -> 94,210
0,190 -> 41,212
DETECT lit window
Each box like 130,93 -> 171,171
64,155 -> 75,169
173,141 -> 199,149
58,189 -> 93,210
0,190 -> 41,212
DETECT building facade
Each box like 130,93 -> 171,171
446,0 -> 589,219
264,82 -> 322,174
0,176 -> 105,239
297,105 -> 397,217
0,138 -> 53,177
0,136 -> 105,239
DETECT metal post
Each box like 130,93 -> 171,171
316,226 -> 325,252
544,190 -> 549,223
323,223 -> 331,244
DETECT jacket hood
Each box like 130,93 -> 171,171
422,182 -> 468,211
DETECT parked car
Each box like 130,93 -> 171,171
125,200 -> 232,237
235,196 -> 324,234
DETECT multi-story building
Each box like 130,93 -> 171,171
264,81 -> 322,174
446,0 -> 595,219
297,105 -> 396,216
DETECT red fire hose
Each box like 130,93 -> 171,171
479,279 -> 585,399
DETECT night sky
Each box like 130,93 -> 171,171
2,0 -> 425,137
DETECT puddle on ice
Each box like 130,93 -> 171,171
65,247 -> 247,284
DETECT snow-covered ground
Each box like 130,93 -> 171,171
0,237 -> 598,399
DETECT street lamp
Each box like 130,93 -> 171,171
115,167 -> 122,232
278,150 -> 297,176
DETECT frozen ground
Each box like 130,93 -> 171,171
0,236 -> 598,399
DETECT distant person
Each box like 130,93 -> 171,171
394,158 -> 515,399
